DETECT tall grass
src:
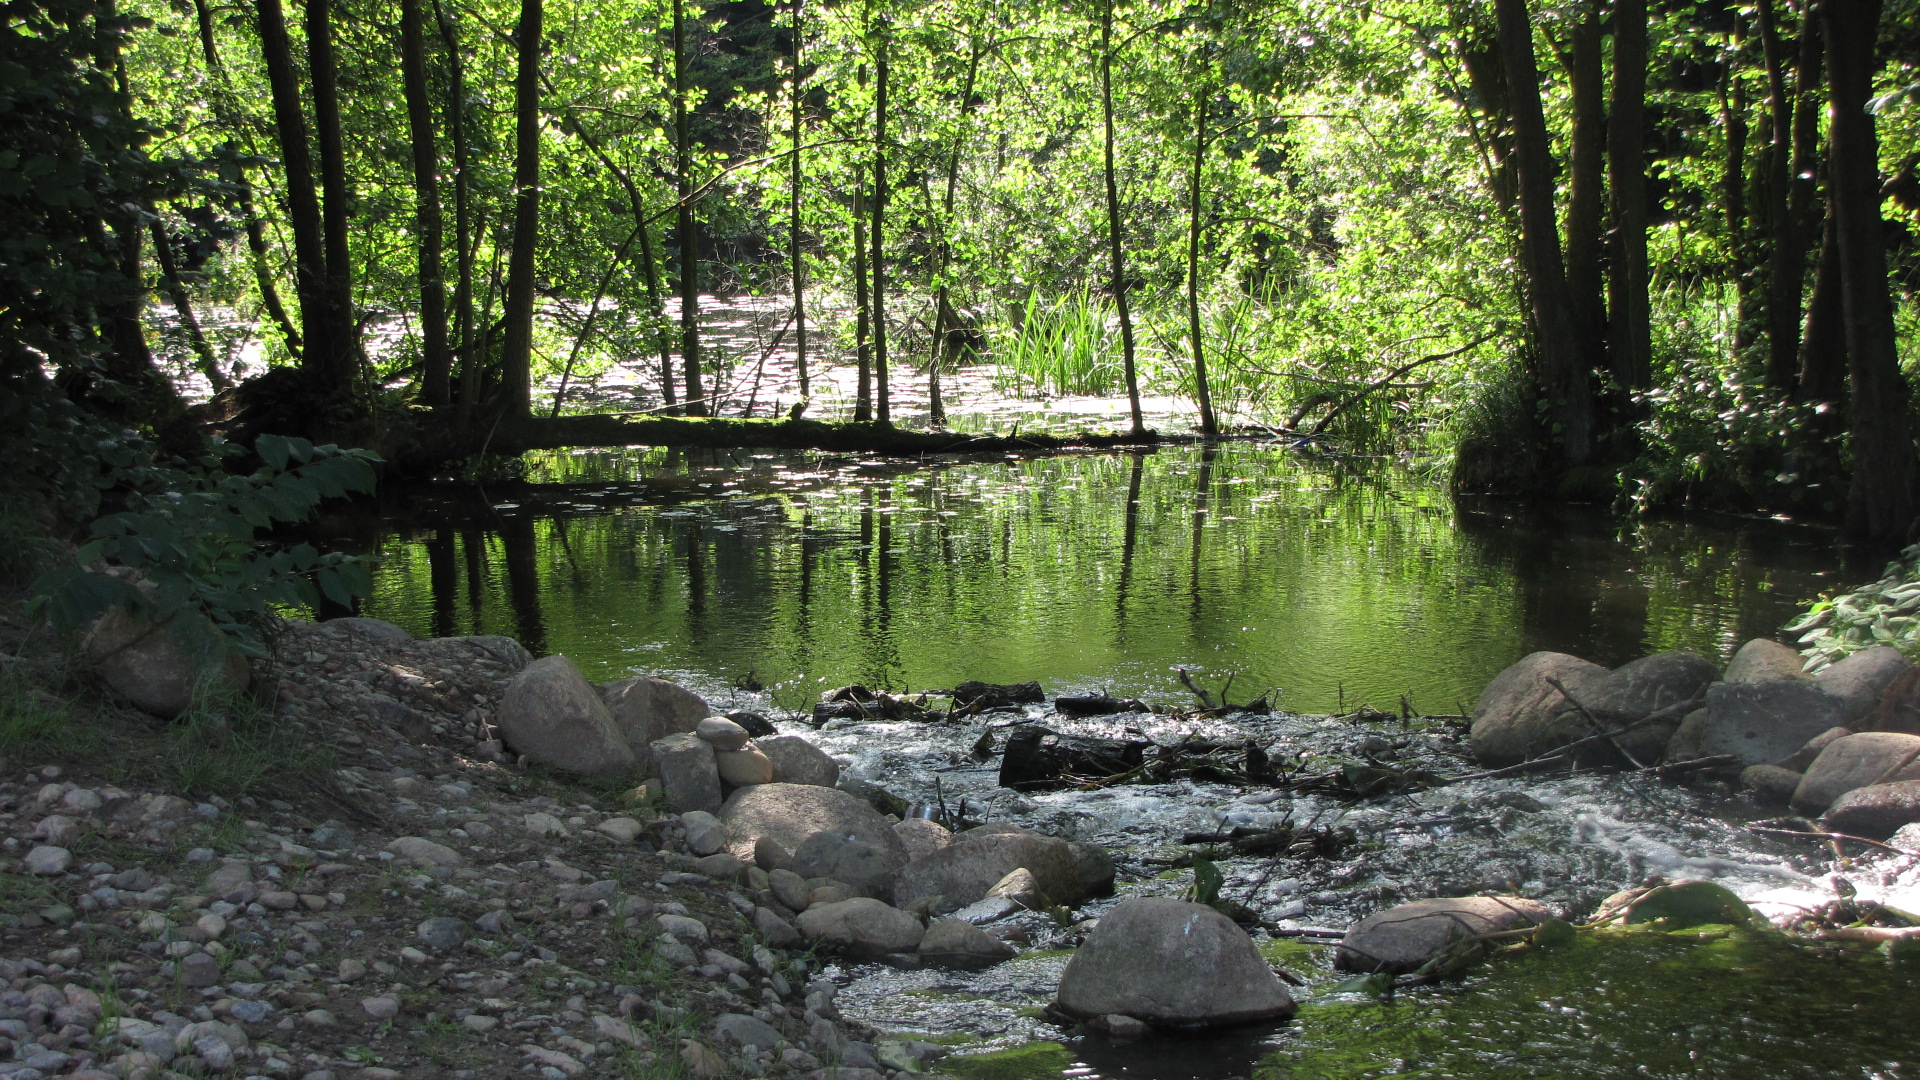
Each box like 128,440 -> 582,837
992,290 -> 1131,396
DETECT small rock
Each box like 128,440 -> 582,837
681,810 -> 727,856
386,836 -> 464,869
598,816 -> 645,843
1739,764 -> 1802,805
33,814 -> 79,846
985,867 -> 1048,909
918,918 -> 1019,969
696,716 -> 753,750
652,733 -> 724,814
301,1009 -> 337,1028
337,958 -> 367,983
463,1014 -> 499,1032
657,913 -> 711,944
716,746 -> 776,786
1103,1014 -> 1150,1041
714,1012 -> 784,1050
417,916 -> 471,952
524,812 -> 570,837
179,952 -> 222,988
752,906 -> 802,947
795,898 -> 925,957
229,999 -> 273,1023
361,994 -> 402,1020
682,1039 -> 729,1078
24,845 -> 72,875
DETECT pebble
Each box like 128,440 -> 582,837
337,958 -> 368,983
417,916 -> 471,952
361,995 -> 402,1020
229,1000 -> 273,1023
179,952 -> 221,988
24,845 -> 72,876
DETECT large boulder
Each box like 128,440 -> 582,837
496,655 -> 635,777
1789,732 -> 1920,814
717,784 -> 908,898
758,735 -> 840,788
1865,667 -> 1920,735
795,898 -> 924,958
1557,651 -> 1718,764
1469,652 -> 1607,766
1813,647 -> 1913,727
320,617 -> 415,646
651,734 -> 723,813
86,606 -> 251,720
1821,781 -> 1920,839
1723,638 -> 1807,684
1335,896 -> 1552,975
1054,898 -> 1295,1028
601,676 -> 710,762
893,830 -> 1083,914
1678,680 -> 1851,767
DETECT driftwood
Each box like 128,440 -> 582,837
951,680 -> 1046,714
999,727 -> 1151,791
1054,694 -> 1150,716
809,685 -> 935,725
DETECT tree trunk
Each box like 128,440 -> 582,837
1494,0 -> 1591,464
1562,0 -> 1607,378
1756,0 -> 1802,391
433,0 -> 480,425
400,0 -> 452,407
1606,0 -> 1652,395
871,16 -> 890,425
852,163 -> 872,421
1186,76 -> 1217,437
1721,16 -> 1756,357
789,0 -> 808,399
148,218 -> 229,391
1797,205 -> 1847,401
497,0 -> 543,420
306,0 -> 358,400
1100,0 -> 1146,437
673,0 -> 707,416
256,0 -> 343,389
1826,0 -> 1914,543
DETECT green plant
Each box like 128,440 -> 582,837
31,432 -> 380,664
993,291 -> 1133,398
1786,543 -> 1920,671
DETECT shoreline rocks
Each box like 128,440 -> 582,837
1054,898 -> 1295,1029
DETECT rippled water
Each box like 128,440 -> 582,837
344,444 -> 1848,714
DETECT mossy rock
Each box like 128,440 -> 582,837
944,1042 -> 1072,1080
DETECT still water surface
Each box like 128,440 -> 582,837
344,444 -> 1850,711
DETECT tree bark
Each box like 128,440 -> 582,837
1494,0 -> 1591,464
148,218 -> 229,392
400,0 -> 452,408
871,14 -> 890,425
1797,205 -> 1847,401
1186,76 -> 1217,436
1100,0 -> 1146,437
433,0 -> 480,424
1825,0 -> 1914,543
673,0 -> 707,416
1755,0 -> 1800,390
256,0 -> 343,389
789,0 -> 808,400
1607,0 -> 1652,394
1561,0 -> 1607,379
852,162 -> 872,421
1721,16 -> 1756,357
306,0 -> 358,399
499,0 -> 543,420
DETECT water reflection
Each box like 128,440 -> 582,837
339,446 -> 1852,712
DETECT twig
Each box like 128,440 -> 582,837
1746,825 -> 1902,852
1547,676 -> 1650,770
1176,668 -> 1214,709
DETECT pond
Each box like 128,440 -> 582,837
339,443 -> 1851,713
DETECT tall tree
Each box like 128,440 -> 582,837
871,7 -> 891,425
1099,0 -> 1146,437
400,0 -> 452,408
1824,0 -> 1913,542
789,0 -> 809,401
1560,0 -> 1606,379
1494,0 -> 1591,464
1606,0 -> 1652,395
1185,74 -> 1218,437
673,0 -> 708,416
307,0 -> 358,397
498,0 -> 542,419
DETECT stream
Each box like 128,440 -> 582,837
325,444 -> 1920,1078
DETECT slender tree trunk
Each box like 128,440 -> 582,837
1826,0 -> 1913,543
1756,0 -> 1803,391
1186,77 -> 1217,437
1607,0 -> 1651,395
1722,16 -> 1757,357
400,0 -> 452,407
927,40 -> 986,430
789,0 -> 808,399
852,166 -> 872,421
1798,205 -> 1847,400
1785,1 -> 1826,396
256,0 -> 343,388
1562,0 -> 1607,378
306,0 -> 358,400
871,14 -> 891,425
1100,0 -> 1145,437
148,219 -> 229,391
1494,0 -> 1591,464
433,0 -> 480,424
498,0 -> 542,419
673,0 -> 707,416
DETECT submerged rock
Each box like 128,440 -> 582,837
1469,652 -> 1607,767
1054,897 -> 1295,1028
719,784 -> 908,898
1335,896 -> 1551,975
496,655 -> 634,777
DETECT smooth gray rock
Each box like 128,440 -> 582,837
892,818 -> 952,862
86,604 -> 250,720
917,918 -> 1018,970
1055,897 -> 1294,1027
758,735 -> 841,788
179,952 -> 221,988
796,898 -> 925,957
1560,651 -> 1719,764
680,810 -> 727,856
416,916 -> 470,953
1739,764 -> 1802,804
718,784 -> 908,898
1822,780 -> 1920,839
1336,896 -> 1551,974
752,906 -> 802,947
601,676 -> 710,763
1790,732 -> 1920,814
652,733 -> 724,814
1814,646 -> 1913,726
893,831 -> 1082,913
1688,680 -> 1851,767
769,868 -> 811,913
1781,726 -> 1853,771
716,746 -> 775,786
1469,652 -> 1608,766
714,1013 -> 784,1051
497,655 -> 636,777
24,845 -> 71,875
1724,638 -> 1807,684
696,715 -> 752,750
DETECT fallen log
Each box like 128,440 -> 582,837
999,727 -> 1151,791
1054,694 -> 1150,716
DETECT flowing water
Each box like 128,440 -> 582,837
326,443 -> 1920,1078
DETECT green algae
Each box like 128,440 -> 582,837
943,1041 -> 1073,1080
1264,925 -> 1920,1079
